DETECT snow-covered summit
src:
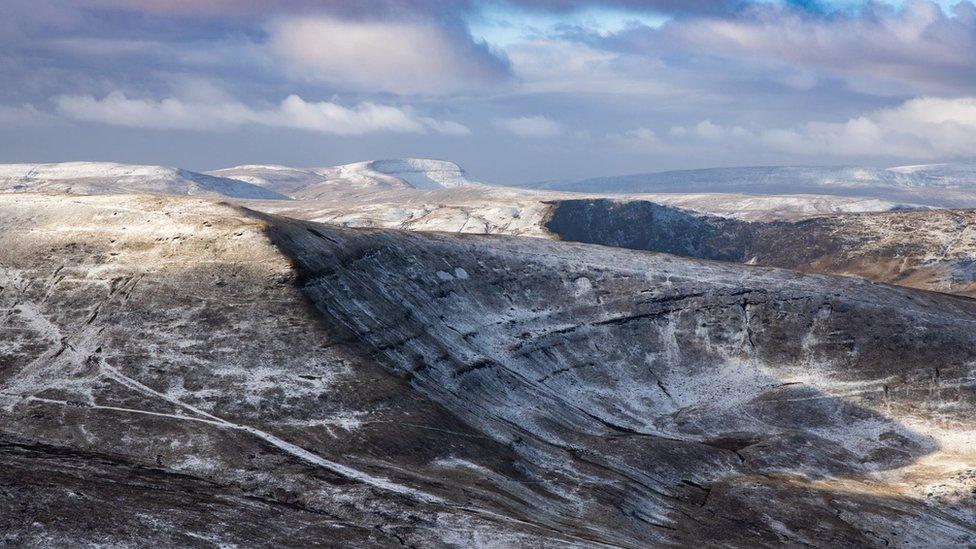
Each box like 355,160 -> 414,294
364,158 -> 469,189
0,162 -> 289,200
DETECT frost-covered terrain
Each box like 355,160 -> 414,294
208,158 -> 471,198
2,193 -> 975,546
251,184 -> 916,234
0,160 -> 972,301
527,163 -> 976,208
0,160 -> 924,224
0,162 -> 289,200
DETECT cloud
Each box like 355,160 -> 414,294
608,126 -> 667,149
64,0 -> 745,17
493,115 -> 564,137
55,91 -> 470,135
763,96 -> 976,158
506,38 -> 685,95
646,0 -> 976,94
266,15 -> 511,95
623,96 -> 976,160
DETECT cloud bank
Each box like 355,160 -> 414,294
56,92 -> 470,135
650,0 -> 976,94
620,96 -> 976,160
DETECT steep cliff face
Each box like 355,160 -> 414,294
2,194 -> 974,547
546,199 -> 976,296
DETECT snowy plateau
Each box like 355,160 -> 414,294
2,159 -> 976,547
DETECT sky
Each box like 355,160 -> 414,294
0,0 -> 974,183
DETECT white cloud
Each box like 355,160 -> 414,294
608,127 -> 668,150
621,96 -> 976,161
762,96 -> 976,158
266,15 -> 510,95
493,115 -> 563,138
659,1 -> 976,94
55,92 -> 469,136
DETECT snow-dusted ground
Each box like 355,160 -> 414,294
1,159 -> 969,301
248,183 -> 921,236
3,193 -> 973,546
0,159 -> 928,226
4,157 -> 976,547
208,158 -> 471,198
203,164 -> 327,195
0,162 -> 289,200
10,159 -> 972,298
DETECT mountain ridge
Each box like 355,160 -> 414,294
208,158 -> 472,198
0,161 -> 290,200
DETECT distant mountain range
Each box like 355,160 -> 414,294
207,158 -> 471,199
519,163 -> 976,207
7,160 -> 976,209
0,162 -> 290,200
0,158 -> 473,201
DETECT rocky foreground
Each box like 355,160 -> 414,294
1,193 -> 974,547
